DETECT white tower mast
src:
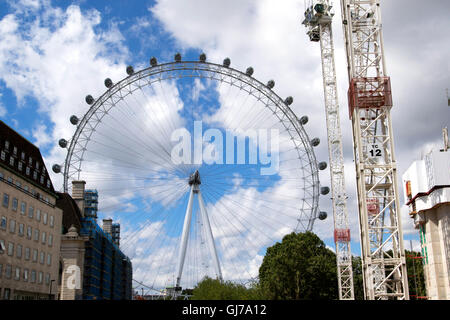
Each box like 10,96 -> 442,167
339,0 -> 409,299
302,0 -> 355,300
176,170 -> 223,289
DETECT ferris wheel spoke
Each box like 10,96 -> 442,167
201,180 -> 304,215
200,190 -> 272,269
201,184 -> 295,240
104,98 -> 181,171
200,187 -> 277,250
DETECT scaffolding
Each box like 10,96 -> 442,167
80,217 -> 132,300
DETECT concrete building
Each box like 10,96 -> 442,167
0,120 -> 62,300
57,181 -> 132,300
402,128 -> 450,300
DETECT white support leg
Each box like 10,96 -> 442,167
176,185 -> 195,287
198,189 -> 223,281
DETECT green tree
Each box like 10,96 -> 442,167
404,250 -> 427,299
258,231 -> 338,300
191,277 -> 266,300
351,256 -> 364,300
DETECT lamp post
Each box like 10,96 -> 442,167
49,279 -> 55,300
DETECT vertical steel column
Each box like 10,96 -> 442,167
340,0 -> 409,300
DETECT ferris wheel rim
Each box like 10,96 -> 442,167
61,58 -> 320,232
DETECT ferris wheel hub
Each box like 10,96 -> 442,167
188,170 -> 201,186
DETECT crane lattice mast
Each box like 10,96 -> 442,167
302,0 -> 355,300
339,0 -> 409,299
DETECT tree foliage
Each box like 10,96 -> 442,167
191,277 -> 266,300
404,250 -> 427,299
258,231 -> 338,300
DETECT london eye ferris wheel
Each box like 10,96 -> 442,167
53,53 -> 329,293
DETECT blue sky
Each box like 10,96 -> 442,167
1,0 -> 449,291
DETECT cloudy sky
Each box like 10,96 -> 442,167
0,0 -> 449,291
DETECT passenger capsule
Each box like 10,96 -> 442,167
267,80 -> 275,89
223,58 -> 231,67
85,95 -> 94,105
126,65 -> 134,75
150,57 -> 158,67
70,115 -> 79,125
52,164 -> 61,174
104,78 -> 113,88
299,116 -> 309,125
58,139 -> 68,148
321,186 -> 330,195
246,67 -> 254,76
318,211 -> 327,220
318,161 -> 327,170
199,53 -> 206,62
174,53 -> 182,62
311,137 -> 320,147
285,96 -> 294,106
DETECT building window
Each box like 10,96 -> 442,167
0,150 -> 5,161
15,267 -> 20,281
41,232 -> 46,244
20,201 -> 26,215
12,198 -> 18,211
47,180 -> 51,188
26,167 -> 30,175
21,152 -> 25,160
0,171 -> 3,178
25,247 -> 30,260
18,161 -> 23,171
5,264 -> 12,279
40,251 -> 45,264
50,215 -> 54,227
36,209 -> 41,222
0,239 -> 5,253
28,206 -> 34,218
31,270 -> 36,283
9,156 -> 14,166
40,175 -> 44,184
34,229 -> 39,242
24,185 -> 28,191
27,226 -> 32,240
38,271 -> 43,284
1,216 -> 7,230
16,244 -> 22,259
33,171 -> 37,180
3,288 -> 10,300
2,193 -> 9,208
13,146 -> 17,155
0,263 -> 2,277
47,253 -> 52,266
9,219 -> 15,233
18,223 -> 24,236
23,269 -> 29,282
32,249 -> 38,262
36,162 -> 40,170
5,140 -> 9,149
43,213 -> 48,225
45,273 -> 50,285
7,242 -> 14,256
48,234 -> 53,247
28,157 -> 32,166
15,180 -> 21,188
7,176 -> 12,183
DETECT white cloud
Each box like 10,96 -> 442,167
32,123 -> 52,148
